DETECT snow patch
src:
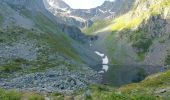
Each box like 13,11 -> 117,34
95,51 -> 109,72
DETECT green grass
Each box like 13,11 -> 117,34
119,70 -> 170,99
0,89 -> 22,100
112,15 -> 145,31
0,89 -> 45,100
49,92 -> 64,100
75,85 -> 158,100
82,19 -> 113,35
112,0 -> 170,31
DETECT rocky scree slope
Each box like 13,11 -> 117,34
2,68 -> 170,99
0,0 -> 101,93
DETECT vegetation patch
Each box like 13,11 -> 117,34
34,12 -> 81,61
0,89 -> 44,100
83,19 -> 113,35
75,85 -> 158,100
0,89 -> 22,100
111,0 -> 170,31
127,30 -> 153,61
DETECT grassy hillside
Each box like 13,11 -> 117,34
77,69 -> 170,100
107,0 -> 170,60
111,0 -> 170,31
0,89 -> 44,100
82,19 -> 113,35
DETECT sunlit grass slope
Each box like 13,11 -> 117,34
112,0 -> 170,31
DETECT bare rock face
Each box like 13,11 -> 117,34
46,0 -> 70,10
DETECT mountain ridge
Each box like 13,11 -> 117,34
45,0 -> 135,28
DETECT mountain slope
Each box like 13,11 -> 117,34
82,0 -> 170,86
88,0 -> 170,65
0,0 -> 101,93
109,0 -> 170,65
1,0 -> 170,99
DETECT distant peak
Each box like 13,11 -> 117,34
46,0 -> 70,9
